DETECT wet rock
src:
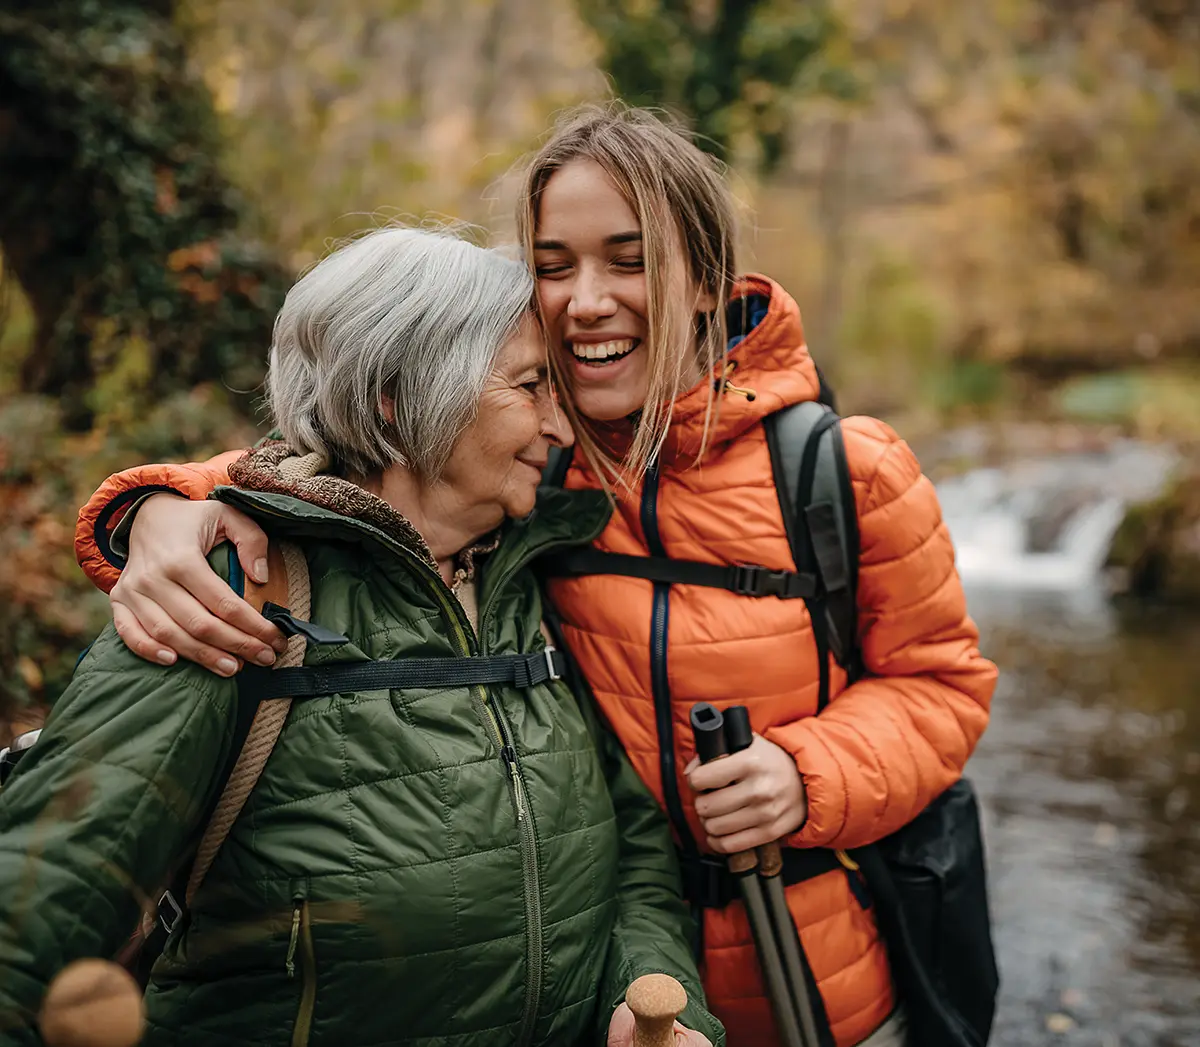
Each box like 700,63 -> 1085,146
1107,464 -> 1200,605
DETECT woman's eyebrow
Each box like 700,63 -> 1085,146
533,232 -> 642,250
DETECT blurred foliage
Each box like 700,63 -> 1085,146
0,0 -> 290,431
749,0 -> 1200,422
576,0 -> 848,169
0,387 -> 257,718
173,0 -> 604,263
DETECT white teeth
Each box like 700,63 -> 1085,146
572,339 -> 635,362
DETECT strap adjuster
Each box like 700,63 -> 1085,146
512,648 -> 564,689
730,564 -> 789,597
157,889 -> 184,935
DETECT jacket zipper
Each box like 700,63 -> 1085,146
640,458 -> 697,854
474,524 -> 607,1047
287,894 -> 316,1047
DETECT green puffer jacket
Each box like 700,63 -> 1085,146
0,451 -> 723,1047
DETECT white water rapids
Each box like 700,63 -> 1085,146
934,440 -> 1179,592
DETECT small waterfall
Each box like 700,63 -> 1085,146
934,440 -> 1177,591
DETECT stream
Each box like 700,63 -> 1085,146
934,440 -> 1200,1045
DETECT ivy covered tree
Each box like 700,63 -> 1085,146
576,0 -> 845,169
0,0 -> 291,431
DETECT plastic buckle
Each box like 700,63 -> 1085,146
544,647 -> 563,682
730,565 -> 766,596
731,565 -> 793,597
157,889 -> 184,935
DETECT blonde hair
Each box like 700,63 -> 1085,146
516,103 -> 739,486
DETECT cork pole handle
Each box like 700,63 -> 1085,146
39,960 -> 145,1047
626,972 -> 687,1047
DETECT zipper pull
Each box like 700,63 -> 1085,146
285,901 -> 301,978
502,745 -> 524,821
836,850 -> 871,909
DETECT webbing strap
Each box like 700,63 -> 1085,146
541,547 -> 818,600
680,847 -> 843,910
237,648 -> 567,702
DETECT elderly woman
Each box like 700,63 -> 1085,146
0,228 -> 722,1047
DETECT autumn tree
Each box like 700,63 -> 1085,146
0,0 -> 291,431
577,0 -> 843,169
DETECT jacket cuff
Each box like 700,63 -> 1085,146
76,479 -> 188,594
763,722 -> 847,850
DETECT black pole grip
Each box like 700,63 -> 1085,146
724,705 -> 754,755
689,702 -> 728,765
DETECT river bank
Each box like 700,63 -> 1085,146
965,590 -> 1200,1047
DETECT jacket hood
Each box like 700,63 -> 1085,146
673,274 -> 821,455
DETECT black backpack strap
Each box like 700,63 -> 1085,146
137,548 -> 284,976
765,401 -> 860,710
238,647 -> 566,701
541,444 -> 574,489
540,547 -> 817,599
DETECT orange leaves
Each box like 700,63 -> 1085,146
154,167 -> 178,215
167,240 -> 220,273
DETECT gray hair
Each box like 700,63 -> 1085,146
266,225 -> 534,478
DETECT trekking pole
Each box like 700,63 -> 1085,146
723,706 -> 822,1047
626,972 -> 686,1047
39,959 -> 146,1047
690,704 -> 805,1047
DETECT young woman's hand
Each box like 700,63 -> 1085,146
685,734 -> 807,853
606,1004 -> 713,1046
109,494 -> 287,676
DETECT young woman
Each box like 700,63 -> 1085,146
73,105 -> 997,1047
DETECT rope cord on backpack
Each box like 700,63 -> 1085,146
185,541 -> 309,904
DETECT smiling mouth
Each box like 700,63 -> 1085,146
568,338 -> 640,366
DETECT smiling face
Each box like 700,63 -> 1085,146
517,107 -> 739,479
439,312 -> 573,525
533,159 -> 657,422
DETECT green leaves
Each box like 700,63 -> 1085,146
578,0 -> 840,169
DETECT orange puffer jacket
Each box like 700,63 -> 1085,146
74,274 -> 997,1047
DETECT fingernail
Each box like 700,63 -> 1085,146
254,649 -> 276,667
216,657 -> 239,676
156,650 -> 177,666
253,559 -> 269,584
273,637 -> 290,653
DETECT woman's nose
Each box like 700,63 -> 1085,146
567,268 -> 616,323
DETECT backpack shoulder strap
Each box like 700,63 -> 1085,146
764,402 -> 861,703
541,444 -> 574,489
184,540 -> 308,904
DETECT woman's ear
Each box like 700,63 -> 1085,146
695,285 -> 717,313
380,396 -> 397,424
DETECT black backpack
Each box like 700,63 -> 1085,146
539,389 -> 1000,1047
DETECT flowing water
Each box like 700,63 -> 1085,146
934,442 -> 1200,1045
